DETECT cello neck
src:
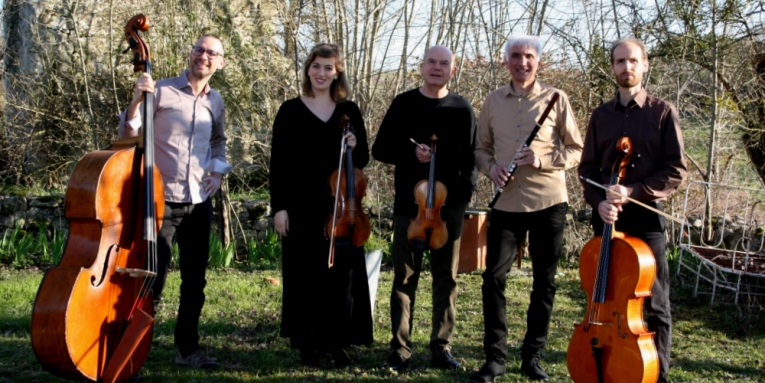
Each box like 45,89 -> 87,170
592,171 -> 619,304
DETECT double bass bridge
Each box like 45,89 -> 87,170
115,267 -> 157,278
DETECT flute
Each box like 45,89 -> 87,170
487,92 -> 559,209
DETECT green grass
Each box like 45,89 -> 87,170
1,260 -> 764,382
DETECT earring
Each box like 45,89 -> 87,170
333,76 -> 338,80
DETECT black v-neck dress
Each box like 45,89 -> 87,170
270,97 -> 373,350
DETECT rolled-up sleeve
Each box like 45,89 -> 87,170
474,94 -> 497,176
541,91 -> 583,171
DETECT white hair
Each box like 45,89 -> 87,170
503,35 -> 542,61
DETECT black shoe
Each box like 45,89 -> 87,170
468,360 -> 506,383
521,357 -> 549,381
384,352 -> 410,372
332,348 -> 353,368
126,371 -> 143,383
431,349 -> 460,370
299,347 -> 319,367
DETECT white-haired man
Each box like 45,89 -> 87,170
470,35 -> 583,382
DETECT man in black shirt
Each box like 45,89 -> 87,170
372,45 -> 477,371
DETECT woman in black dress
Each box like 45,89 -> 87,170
270,43 -> 373,367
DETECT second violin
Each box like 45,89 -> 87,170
326,115 -> 370,267
407,134 -> 448,250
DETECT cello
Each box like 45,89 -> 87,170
567,137 -> 659,383
30,14 -> 163,383
326,114 -> 370,268
407,134 -> 448,250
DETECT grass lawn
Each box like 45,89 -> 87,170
1,258 -> 764,382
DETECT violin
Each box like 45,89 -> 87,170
567,137 -> 659,383
407,134 -> 448,250
326,115 -> 370,268
30,14 -> 163,383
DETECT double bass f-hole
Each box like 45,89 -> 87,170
92,244 -> 120,288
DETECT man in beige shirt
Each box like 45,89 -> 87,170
470,35 -> 583,383
118,34 -> 231,370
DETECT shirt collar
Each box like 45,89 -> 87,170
613,87 -> 647,110
504,80 -> 542,98
175,70 -> 211,95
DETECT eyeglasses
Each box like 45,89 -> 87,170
191,46 -> 223,58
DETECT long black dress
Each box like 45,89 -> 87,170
270,97 -> 374,351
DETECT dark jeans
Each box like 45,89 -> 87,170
152,198 -> 212,357
481,203 -> 567,364
389,201 -> 467,359
592,202 -> 672,383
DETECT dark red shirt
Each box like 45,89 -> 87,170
578,88 -> 687,207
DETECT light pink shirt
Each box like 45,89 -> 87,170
118,71 -> 231,204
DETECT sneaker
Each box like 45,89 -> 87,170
431,349 -> 460,370
521,357 -> 549,381
174,350 -> 220,370
468,360 -> 506,383
383,351 -> 410,372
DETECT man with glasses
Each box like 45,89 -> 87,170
118,34 -> 230,370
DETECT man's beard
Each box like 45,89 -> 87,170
616,71 -> 642,88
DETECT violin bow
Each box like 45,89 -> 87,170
328,118 -> 351,268
579,176 -> 695,228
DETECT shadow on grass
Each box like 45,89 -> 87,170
672,355 -> 765,380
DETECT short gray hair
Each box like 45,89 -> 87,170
503,35 -> 542,61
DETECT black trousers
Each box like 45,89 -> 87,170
152,198 -> 212,357
480,203 -> 568,364
592,202 -> 672,383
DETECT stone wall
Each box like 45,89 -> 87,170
0,194 -> 280,248
0,193 -> 396,257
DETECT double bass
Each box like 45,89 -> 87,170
30,15 -> 163,383
326,115 -> 370,267
567,137 -> 659,383
407,134 -> 448,250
